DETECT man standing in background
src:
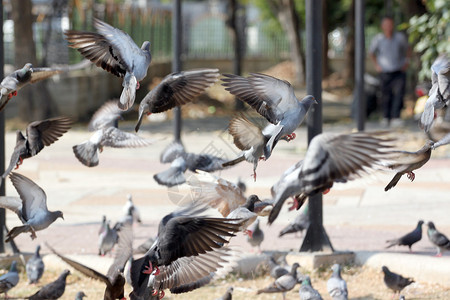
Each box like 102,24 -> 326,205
370,16 -> 410,127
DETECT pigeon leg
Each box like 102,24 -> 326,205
288,197 -> 299,211
251,171 -> 257,182
142,261 -> 154,274
323,188 -> 331,194
152,290 -> 159,296
407,171 -> 415,181
259,156 -> 265,161
7,93 -> 13,100
136,82 -> 140,90
159,290 -> 165,299
14,157 -> 23,170
283,133 -> 297,142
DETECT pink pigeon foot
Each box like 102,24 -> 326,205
284,133 -> 297,142
136,82 -> 140,90
244,229 -> 253,238
407,171 -> 415,181
143,262 -> 154,274
14,157 -> 23,170
435,253 -> 443,257
251,171 -> 257,182
288,197 -> 300,211
323,188 -> 331,195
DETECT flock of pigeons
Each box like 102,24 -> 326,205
0,17 -> 447,299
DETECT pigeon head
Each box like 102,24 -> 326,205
227,287 -> 234,294
331,263 -> 341,275
300,275 -> 311,285
290,262 -> 300,276
301,95 -> 317,107
418,220 -> 424,227
55,210 -> 64,220
244,194 -> 261,211
427,221 -> 436,230
18,63 -> 33,81
127,194 -> 133,202
35,244 -> 41,255
61,269 -> 71,279
141,41 -> 151,52
10,261 -> 17,272
381,266 -> 389,274
75,291 -> 87,299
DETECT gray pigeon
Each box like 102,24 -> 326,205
75,291 -> 87,300
427,221 -> 450,256
26,245 -> 45,284
73,100 -> 157,167
216,287 -> 233,300
65,18 -> 152,111
154,141 -> 228,187
26,269 -> 70,300
327,264 -> 348,300
135,68 -> 219,132
0,172 -> 64,242
299,276 -> 323,300
384,141 -> 434,191
222,73 -> 317,159
227,195 -> 260,235
420,54 -> 450,132
268,131 -> 394,224
122,194 -> 141,223
247,218 -> 264,251
98,220 -> 119,256
99,215 -> 107,235
386,220 -> 424,251
0,261 -> 19,298
432,132 -> 450,149
382,266 -> 414,294
2,116 -> 72,180
279,205 -> 310,238
268,256 -> 289,279
256,263 -> 300,300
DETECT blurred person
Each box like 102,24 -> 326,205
369,16 -> 410,127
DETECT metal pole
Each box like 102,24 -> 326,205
355,0 -> 366,131
300,0 -> 333,253
0,0 -> 5,253
172,0 -> 182,142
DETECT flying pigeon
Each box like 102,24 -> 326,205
268,256 -> 289,279
432,132 -> 450,149
2,116 -> 72,180
247,218 -> 264,252
279,205 -> 310,238
256,263 -> 300,300
98,220 -> 119,256
382,266 -> 414,294
73,100 -> 157,167
75,291 -> 87,300
384,141 -> 434,191
48,223 -> 133,300
0,172 -> 64,242
26,269 -> 70,300
26,245 -> 45,284
268,131 -> 394,224
427,221 -> 450,256
227,195 -> 261,237
0,261 -> 19,298
420,54 -> 450,132
327,264 -> 348,300
65,18 -> 152,110
154,141 -> 228,187
216,287 -> 233,300
386,220 -> 424,252
135,68 -> 219,132
299,276 -> 323,300
129,203 -> 241,298
123,194 -> 141,224
222,73 -> 316,159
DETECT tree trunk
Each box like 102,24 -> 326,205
343,0 -> 355,85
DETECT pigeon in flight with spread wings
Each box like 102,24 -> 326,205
47,222 -> 133,300
268,131 -> 395,224
0,172 -> 64,242
65,18 -> 152,111
135,68 -> 219,132
222,73 -> 316,159
73,100 -> 157,167
129,203 -> 242,299
2,116 -> 71,180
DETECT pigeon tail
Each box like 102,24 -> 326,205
222,155 -> 245,167
385,238 -> 400,249
119,74 -> 137,111
154,167 -> 186,187
6,224 -> 32,242
279,224 -> 297,237
384,173 -> 403,191
73,141 -> 99,167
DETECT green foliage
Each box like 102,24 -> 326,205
407,0 -> 450,81
254,0 -> 305,36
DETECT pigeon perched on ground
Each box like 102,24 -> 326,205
327,264 -> 348,300
268,256 -> 289,279
247,218 -> 264,251
222,73 -> 316,159
2,116 -> 72,179
0,172 -> 64,242
279,205 -> 310,238
382,266 -> 414,294
73,100 -> 157,167
420,54 -> 450,132
135,68 -> 219,132
65,18 -> 152,110
75,291 -> 87,300
384,141 -> 434,191
154,141 -> 228,187
216,287 -> 233,300
299,276 -> 323,300
427,221 -> 450,256
48,223 -> 133,300
0,261 -> 19,298
227,195 -> 261,236
26,245 -> 45,284
123,194 -> 141,223
26,269 -> 70,300
386,220 -> 424,251
98,220 -> 119,256
129,203 -> 242,298
268,131 -> 395,224
256,263 -> 300,300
